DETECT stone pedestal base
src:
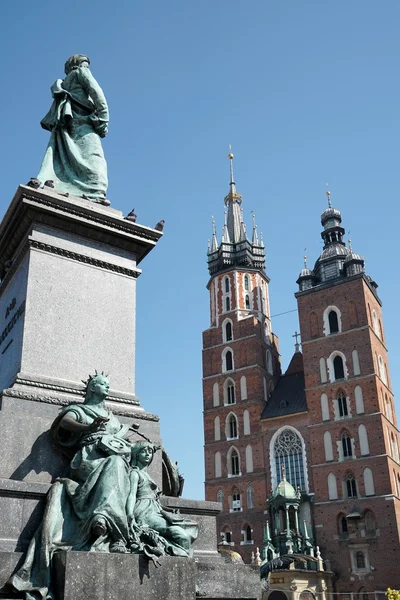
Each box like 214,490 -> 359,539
54,552 -> 196,600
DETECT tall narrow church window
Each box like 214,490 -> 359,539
227,414 -> 238,439
225,321 -> 232,342
232,489 -> 241,510
328,310 -> 339,334
225,277 -> 230,293
333,355 -> 345,380
230,450 -> 240,476
245,294 -> 250,309
225,297 -> 231,312
273,429 -> 306,490
346,474 -> 357,498
244,275 -> 249,291
341,432 -> 352,458
244,525 -> 252,542
337,392 -> 349,417
225,350 -> 233,372
356,551 -> 366,569
217,488 -> 224,506
339,515 -> 348,534
226,381 -> 235,404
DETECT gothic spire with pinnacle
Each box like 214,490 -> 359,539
207,149 -> 266,276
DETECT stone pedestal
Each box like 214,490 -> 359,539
0,186 -> 163,552
0,184 -> 161,398
54,552 -> 196,600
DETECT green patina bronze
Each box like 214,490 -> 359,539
36,54 -> 109,202
10,373 -> 198,600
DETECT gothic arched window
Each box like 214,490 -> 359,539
225,297 -> 231,312
337,391 -> 349,417
273,429 -> 306,490
223,350 -> 233,372
244,275 -> 249,291
244,525 -> 252,542
224,277 -> 230,293
346,473 -> 357,498
328,310 -> 339,334
341,432 -> 352,458
217,488 -> 224,506
225,379 -> 235,405
225,321 -> 232,342
245,294 -> 250,309
338,514 -> 348,534
230,449 -> 240,476
333,355 -> 345,380
227,414 -> 238,439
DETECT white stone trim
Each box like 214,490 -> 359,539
327,350 -> 348,382
323,305 -> 342,336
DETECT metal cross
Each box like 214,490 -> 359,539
292,331 -> 301,345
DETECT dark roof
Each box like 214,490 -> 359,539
261,371 -> 307,420
285,351 -> 304,375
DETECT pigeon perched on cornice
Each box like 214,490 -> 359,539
125,208 -> 137,222
155,220 -> 165,231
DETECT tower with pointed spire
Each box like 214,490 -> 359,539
202,152 -> 280,563
202,173 -> 400,594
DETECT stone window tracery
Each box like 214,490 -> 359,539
346,473 -> 357,498
341,432 -> 352,458
273,429 -> 305,490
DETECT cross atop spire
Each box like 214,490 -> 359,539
292,331 -> 301,352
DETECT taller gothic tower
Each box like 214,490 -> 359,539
296,191 -> 400,593
202,154 -> 280,561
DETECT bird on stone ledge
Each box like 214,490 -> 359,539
155,219 -> 165,231
125,208 -> 137,222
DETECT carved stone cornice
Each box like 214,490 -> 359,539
0,185 -> 162,281
13,377 -> 141,406
2,389 -> 159,421
28,240 -> 141,278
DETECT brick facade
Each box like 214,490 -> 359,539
203,187 -> 400,593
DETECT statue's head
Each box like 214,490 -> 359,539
65,54 -> 90,75
83,372 -> 109,403
130,441 -> 159,468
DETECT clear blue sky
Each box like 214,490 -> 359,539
1,1 -> 399,500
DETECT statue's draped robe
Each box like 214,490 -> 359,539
37,66 -> 108,200
131,469 -> 197,557
10,405 -> 131,600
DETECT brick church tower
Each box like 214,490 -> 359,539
295,191 -> 400,592
203,153 -> 280,562
203,169 -> 400,592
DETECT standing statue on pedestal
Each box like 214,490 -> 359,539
10,373 -> 197,600
29,54 -> 110,205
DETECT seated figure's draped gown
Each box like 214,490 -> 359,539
10,405 -> 198,600
131,468 -> 198,557
10,404 -> 132,600
37,66 -> 108,200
